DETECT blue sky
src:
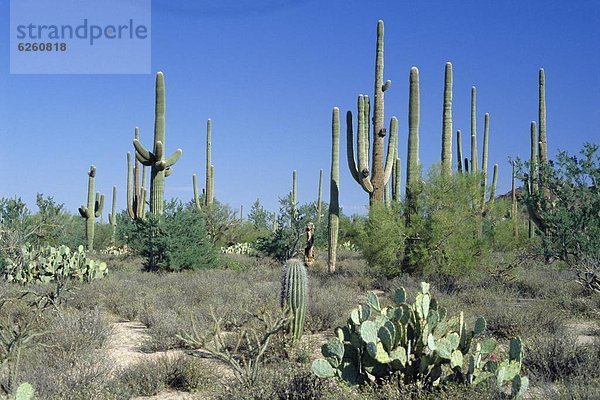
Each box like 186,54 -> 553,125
0,0 -> 598,216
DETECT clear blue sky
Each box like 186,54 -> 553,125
1,0 -> 598,216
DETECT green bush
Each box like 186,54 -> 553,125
131,200 -> 218,272
357,203 -> 404,278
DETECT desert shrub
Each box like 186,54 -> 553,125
523,332 -> 595,383
518,143 -> 600,264
131,200 -> 218,271
356,203 -> 404,278
256,194 -> 304,262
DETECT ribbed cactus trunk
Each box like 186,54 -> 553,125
280,259 -> 307,341
133,72 -> 182,216
441,62 -> 453,176
405,67 -> 420,227
328,108 -> 340,273
205,119 -> 213,207
291,170 -> 297,225
78,166 -> 104,251
481,113 -> 490,211
489,164 -> 498,207
470,86 -> 478,174
127,129 -> 147,221
456,130 -> 463,173
192,174 -> 201,210
108,186 -> 117,245
529,120 -> 538,239
316,169 -> 323,223
346,21 -> 396,206
538,69 -> 549,203
392,157 -> 401,203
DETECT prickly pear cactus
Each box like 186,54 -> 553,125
15,382 -> 34,400
2,244 -> 108,284
280,259 -> 307,341
311,283 -> 527,397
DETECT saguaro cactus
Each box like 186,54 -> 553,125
108,186 -> 117,245
405,67 -> 420,225
481,113 -> 490,211
346,20 -> 397,204
392,157 -> 401,203
528,121 -> 538,238
280,259 -> 308,341
470,86 -> 478,173
291,170 -> 297,224
511,161 -> 518,237
127,127 -> 147,221
78,166 -> 104,251
328,108 -> 340,273
490,164 -> 498,207
133,72 -> 182,216
456,130 -> 463,173
316,169 -> 323,223
205,119 -> 214,207
441,62 -> 453,175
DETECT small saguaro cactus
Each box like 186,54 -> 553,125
405,67 -> 420,226
316,169 -> 323,223
108,185 -> 117,245
291,170 -> 297,224
328,108 -> 340,273
441,62 -> 453,176
470,86 -> 478,174
346,20 -> 398,205
280,259 -> 308,341
78,165 -> 104,251
133,72 -> 182,216
490,164 -> 498,207
456,130 -> 463,173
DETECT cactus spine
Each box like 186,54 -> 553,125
490,164 -> 498,207
405,67 -> 420,226
456,130 -> 463,173
78,166 -> 104,251
133,72 -> 182,216
441,62 -> 453,175
346,20 -> 397,204
316,169 -> 323,223
481,113 -> 490,210
127,128 -> 147,221
328,108 -> 340,273
470,86 -> 478,174
108,185 -> 117,245
280,259 -> 308,341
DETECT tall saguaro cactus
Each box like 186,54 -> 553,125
127,128 -> 147,221
441,62 -> 453,175
346,20 -> 397,204
316,169 -> 323,223
133,72 -> 182,216
291,170 -> 297,224
481,113 -> 490,211
328,108 -> 340,273
392,157 -> 401,203
78,166 -> 104,251
205,119 -> 214,207
108,186 -> 117,245
529,121 -> 538,239
470,86 -> 478,174
405,67 -> 420,226
511,161 -> 518,237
